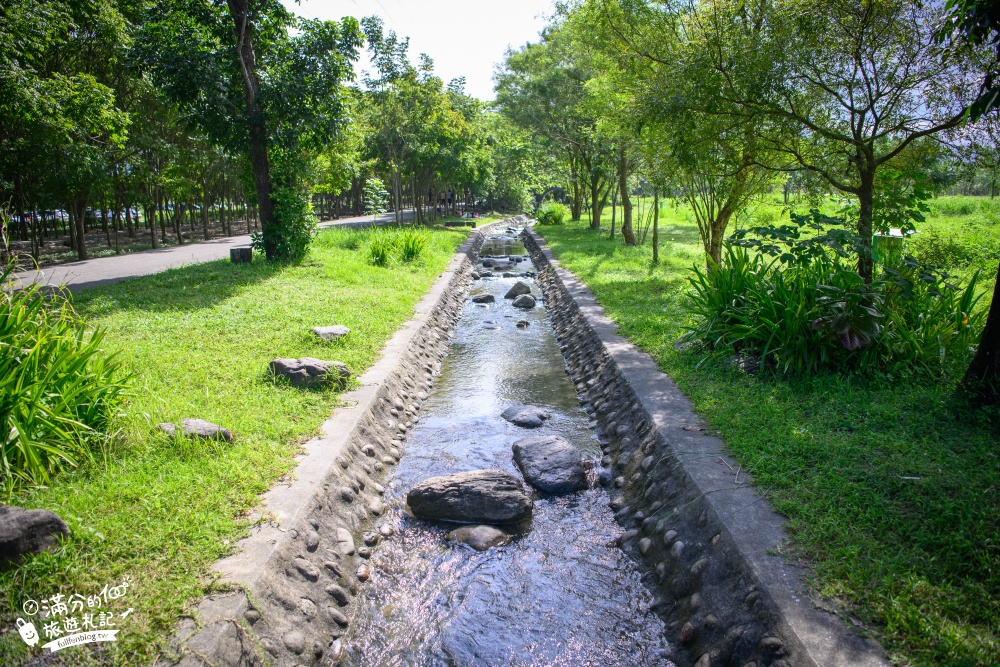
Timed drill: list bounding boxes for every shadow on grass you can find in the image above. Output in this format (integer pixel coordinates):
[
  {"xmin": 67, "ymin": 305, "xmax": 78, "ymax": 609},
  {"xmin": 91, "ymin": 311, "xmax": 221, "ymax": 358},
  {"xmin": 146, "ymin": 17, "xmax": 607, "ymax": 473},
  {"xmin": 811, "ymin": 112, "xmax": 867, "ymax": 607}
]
[{"xmin": 71, "ymin": 257, "xmax": 283, "ymax": 316}]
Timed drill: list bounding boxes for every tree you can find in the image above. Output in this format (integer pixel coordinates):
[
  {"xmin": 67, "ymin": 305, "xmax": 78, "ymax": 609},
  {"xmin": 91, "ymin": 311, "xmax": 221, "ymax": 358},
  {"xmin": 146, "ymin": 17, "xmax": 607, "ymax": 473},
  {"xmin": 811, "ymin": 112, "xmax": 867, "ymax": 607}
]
[
  {"xmin": 495, "ymin": 21, "xmax": 616, "ymax": 229},
  {"xmin": 135, "ymin": 0, "xmax": 361, "ymax": 260},
  {"xmin": 693, "ymin": 0, "xmax": 983, "ymax": 281},
  {"xmin": 937, "ymin": 0, "xmax": 1000, "ymax": 405}
]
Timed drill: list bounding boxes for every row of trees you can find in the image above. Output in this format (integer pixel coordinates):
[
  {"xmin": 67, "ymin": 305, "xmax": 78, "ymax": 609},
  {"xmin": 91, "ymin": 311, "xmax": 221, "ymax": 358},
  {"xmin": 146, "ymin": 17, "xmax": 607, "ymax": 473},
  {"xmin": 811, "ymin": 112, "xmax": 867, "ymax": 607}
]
[
  {"xmin": 0, "ymin": 2, "xmax": 545, "ymax": 264},
  {"xmin": 494, "ymin": 0, "xmax": 1000, "ymax": 400}
]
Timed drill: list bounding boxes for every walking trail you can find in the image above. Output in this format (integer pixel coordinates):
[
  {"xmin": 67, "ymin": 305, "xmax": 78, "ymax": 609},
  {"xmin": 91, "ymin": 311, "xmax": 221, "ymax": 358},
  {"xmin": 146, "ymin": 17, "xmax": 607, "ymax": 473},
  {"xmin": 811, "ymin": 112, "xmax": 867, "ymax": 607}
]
[{"xmin": 13, "ymin": 210, "xmax": 416, "ymax": 292}]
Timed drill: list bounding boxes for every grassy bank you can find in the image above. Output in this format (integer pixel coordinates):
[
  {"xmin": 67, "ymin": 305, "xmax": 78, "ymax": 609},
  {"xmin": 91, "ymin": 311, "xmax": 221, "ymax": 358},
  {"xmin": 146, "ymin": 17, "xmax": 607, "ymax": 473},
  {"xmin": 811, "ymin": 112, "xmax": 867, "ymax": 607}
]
[
  {"xmin": 0, "ymin": 224, "xmax": 470, "ymax": 665},
  {"xmin": 537, "ymin": 200, "xmax": 999, "ymax": 667}
]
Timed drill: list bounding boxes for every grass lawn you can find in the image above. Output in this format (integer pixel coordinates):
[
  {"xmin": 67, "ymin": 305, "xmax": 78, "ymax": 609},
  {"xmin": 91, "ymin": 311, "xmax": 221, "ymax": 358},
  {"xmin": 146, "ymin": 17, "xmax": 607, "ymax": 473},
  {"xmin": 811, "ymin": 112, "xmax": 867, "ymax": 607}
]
[
  {"xmin": 537, "ymin": 197, "xmax": 999, "ymax": 667},
  {"xmin": 0, "ymin": 223, "xmax": 471, "ymax": 665}
]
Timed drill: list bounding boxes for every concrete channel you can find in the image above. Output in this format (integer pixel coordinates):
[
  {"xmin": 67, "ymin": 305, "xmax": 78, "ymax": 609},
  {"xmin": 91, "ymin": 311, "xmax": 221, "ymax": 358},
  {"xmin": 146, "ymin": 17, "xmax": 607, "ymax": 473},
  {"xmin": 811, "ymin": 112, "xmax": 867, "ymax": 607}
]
[{"xmin": 163, "ymin": 217, "xmax": 889, "ymax": 667}]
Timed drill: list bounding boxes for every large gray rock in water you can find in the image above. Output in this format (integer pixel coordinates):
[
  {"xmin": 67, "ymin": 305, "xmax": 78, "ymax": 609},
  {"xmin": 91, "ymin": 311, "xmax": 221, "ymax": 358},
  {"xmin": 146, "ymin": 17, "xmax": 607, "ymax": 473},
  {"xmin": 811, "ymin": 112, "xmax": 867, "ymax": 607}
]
[
  {"xmin": 311, "ymin": 325, "xmax": 351, "ymax": 341},
  {"xmin": 158, "ymin": 418, "xmax": 233, "ymax": 442},
  {"xmin": 511, "ymin": 294, "xmax": 536, "ymax": 309},
  {"xmin": 407, "ymin": 470, "xmax": 532, "ymax": 524},
  {"xmin": 501, "ymin": 405, "xmax": 550, "ymax": 428},
  {"xmin": 504, "ymin": 281, "xmax": 532, "ymax": 300},
  {"xmin": 446, "ymin": 524, "xmax": 511, "ymax": 551},
  {"xmin": 270, "ymin": 357, "xmax": 350, "ymax": 388},
  {"xmin": 512, "ymin": 435, "xmax": 586, "ymax": 494},
  {"xmin": 0, "ymin": 506, "xmax": 68, "ymax": 562},
  {"xmin": 471, "ymin": 294, "xmax": 495, "ymax": 304}
]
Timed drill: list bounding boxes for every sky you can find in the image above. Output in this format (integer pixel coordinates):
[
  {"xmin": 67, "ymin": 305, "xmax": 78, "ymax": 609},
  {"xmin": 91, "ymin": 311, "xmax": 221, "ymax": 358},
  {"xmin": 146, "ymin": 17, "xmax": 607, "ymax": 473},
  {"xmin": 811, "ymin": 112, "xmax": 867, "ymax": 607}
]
[{"xmin": 282, "ymin": 0, "xmax": 555, "ymax": 101}]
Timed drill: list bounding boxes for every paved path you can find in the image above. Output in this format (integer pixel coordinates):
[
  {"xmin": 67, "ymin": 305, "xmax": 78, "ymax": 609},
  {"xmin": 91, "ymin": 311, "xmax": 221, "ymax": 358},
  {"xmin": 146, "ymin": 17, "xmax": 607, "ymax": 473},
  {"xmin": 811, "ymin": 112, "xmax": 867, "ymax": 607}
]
[{"xmin": 14, "ymin": 210, "xmax": 415, "ymax": 292}]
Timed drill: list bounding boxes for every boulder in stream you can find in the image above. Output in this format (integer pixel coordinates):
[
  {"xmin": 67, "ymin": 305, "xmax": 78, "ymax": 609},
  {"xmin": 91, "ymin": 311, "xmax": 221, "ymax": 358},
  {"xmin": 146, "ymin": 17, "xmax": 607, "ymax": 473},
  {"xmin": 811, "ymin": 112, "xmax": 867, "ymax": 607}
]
[
  {"xmin": 471, "ymin": 294, "xmax": 495, "ymax": 304},
  {"xmin": 407, "ymin": 470, "xmax": 532, "ymax": 524},
  {"xmin": 270, "ymin": 357, "xmax": 350, "ymax": 388},
  {"xmin": 501, "ymin": 405, "xmax": 550, "ymax": 428},
  {"xmin": 511, "ymin": 294, "xmax": 536, "ymax": 309},
  {"xmin": 446, "ymin": 524, "xmax": 511, "ymax": 551},
  {"xmin": 504, "ymin": 281, "xmax": 532, "ymax": 300},
  {"xmin": 512, "ymin": 435, "xmax": 587, "ymax": 494}
]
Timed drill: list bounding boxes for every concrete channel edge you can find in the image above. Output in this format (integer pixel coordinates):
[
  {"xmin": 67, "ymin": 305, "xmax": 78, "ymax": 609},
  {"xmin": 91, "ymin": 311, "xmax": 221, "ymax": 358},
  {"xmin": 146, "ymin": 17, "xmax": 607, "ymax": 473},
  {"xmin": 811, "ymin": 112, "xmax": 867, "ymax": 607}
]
[
  {"xmin": 160, "ymin": 216, "xmax": 526, "ymax": 667},
  {"xmin": 522, "ymin": 228, "xmax": 890, "ymax": 667}
]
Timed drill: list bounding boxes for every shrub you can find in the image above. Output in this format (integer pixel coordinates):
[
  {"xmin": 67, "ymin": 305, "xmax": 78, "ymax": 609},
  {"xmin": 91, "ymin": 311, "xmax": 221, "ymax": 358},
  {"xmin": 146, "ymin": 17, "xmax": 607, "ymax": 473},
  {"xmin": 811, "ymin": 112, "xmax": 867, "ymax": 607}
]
[
  {"xmin": 366, "ymin": 229, "xmax": 396, "ymax": 266},
  {"xmin": 398, "ymin": 229, "xmax": 428, "ymax": 262},
  {"xmin": 535, "ymin": 201, "xmax": 569, "ymax": 225},
  {"xmin": 685, "ymin": 211, "xmax": 986, "ymax": 377},
  {"xmin": 0, "ymin": 264, "xmax": 127, "ymax": 497}
]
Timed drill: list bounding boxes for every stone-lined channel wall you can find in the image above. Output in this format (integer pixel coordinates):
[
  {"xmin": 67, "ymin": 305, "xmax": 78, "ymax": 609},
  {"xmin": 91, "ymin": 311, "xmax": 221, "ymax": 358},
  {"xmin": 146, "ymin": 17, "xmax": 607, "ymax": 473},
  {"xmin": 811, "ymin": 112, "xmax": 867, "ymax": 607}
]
[
  {"xmin": 163, "ymin": 217, "xmax": 527, "ymax": 667},
  {"xmin": 522, "ymin": 228, "xmax": 888, "ymax": 667}
]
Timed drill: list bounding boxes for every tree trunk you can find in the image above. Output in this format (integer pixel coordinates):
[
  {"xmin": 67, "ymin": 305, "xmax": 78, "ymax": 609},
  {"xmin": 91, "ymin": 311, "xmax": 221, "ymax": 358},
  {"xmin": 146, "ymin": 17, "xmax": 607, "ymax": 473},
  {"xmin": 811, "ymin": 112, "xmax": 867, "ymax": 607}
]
[
  {"xmin": 610, "ymin": 185, "xmax": 617, "ymax": 240},
  {"xmin": 960, "ymin": 262, "xmax": 1000, "ymax": 407},
  {"xmin": 652, "ymin": 189, "xmax": 659, "ymax": 265},
  {"xmin": 619, "ymin": 150, "xmax": 635, "ymax": 246},
  {"xmin": 570, "ymin": 179, "xmax": 583, "ymax": 221},
  {"xmin": 589, "ymin": 177, "xmax": 603, "ymax": 230},
  {"xmin": 857, "ymin": 169, "xmax": 875, "ymax": 283},
  {"xmin": 228, "ymin": 0, "xmax": 276, "ymax": 259},
  {"xmin": 202, "ymin": 191, "xmax": 211, "ymax": 240},
  {"xmin": 70, "ymin": 195, "xmax": 89, "ymax": 261}
]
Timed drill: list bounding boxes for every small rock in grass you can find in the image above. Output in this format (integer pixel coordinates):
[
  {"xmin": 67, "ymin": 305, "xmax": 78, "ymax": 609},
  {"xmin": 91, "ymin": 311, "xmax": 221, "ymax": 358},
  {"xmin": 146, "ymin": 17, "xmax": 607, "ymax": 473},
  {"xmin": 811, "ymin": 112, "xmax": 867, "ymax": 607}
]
[
  {"xmin": 158, "ymin": 418, "xmax": 232, "ymax": 442},
  {"xmin": 311, "ymin": 325, "xmax": 351, "ymax": 341},
  {"xmin": 270, "ymin": 357, "xmax": 350, "ymax": 388},
  {"xmin": 0, "ymin": 506, "xmax": 69, "ymax": 562}
]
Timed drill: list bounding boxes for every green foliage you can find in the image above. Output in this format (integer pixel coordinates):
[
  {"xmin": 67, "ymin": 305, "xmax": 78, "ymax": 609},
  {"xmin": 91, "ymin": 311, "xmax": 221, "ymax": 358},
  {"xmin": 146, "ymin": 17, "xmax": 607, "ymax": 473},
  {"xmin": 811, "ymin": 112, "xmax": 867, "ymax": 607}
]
[
  {"xmin": 0, "ymin": 226, "xmax": 468, "ymax": 664},
  {"xmin": 362, "ymin": 178, "xmax": 389, "ymax": 218},
  {"xmin": 0, "ymin": 264, "xmax": 127, "ymax": 498},
  {"xmin": 366, "ymin": 228, "xmax": 396, "ymax": 266},
  {"xmin": 398, "ymin": 228, "xmax": 428, "ymax": 262},
  {"xmin": 535, "ymin": 200, "xmax": 569, "ymax": 225},
  {"xmin": 251, "ymin": 184, "xmax": 317, "ymax": 262},
  {"xmin": 687, "ymin": 212, "xmax": 986, "ymax": 376},
  {"xmin": 536, "ymin": 214, "xmax": 999, "ymax": 667}
]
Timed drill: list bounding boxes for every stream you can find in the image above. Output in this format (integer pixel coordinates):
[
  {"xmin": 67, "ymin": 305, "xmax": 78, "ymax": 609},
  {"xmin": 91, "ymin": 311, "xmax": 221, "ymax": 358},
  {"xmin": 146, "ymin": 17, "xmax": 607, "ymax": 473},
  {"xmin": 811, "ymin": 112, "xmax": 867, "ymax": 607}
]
[{"xmin": 333, "ymin": 230, "xmax": 673, "ymax": 667}]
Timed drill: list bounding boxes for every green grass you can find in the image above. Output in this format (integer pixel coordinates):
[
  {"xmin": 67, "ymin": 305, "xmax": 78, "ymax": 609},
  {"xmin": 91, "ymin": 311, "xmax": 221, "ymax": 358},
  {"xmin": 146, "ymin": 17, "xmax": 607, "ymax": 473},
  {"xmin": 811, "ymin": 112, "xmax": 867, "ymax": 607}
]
[
  {"xmin": 538, "ymin": 201, "xmax": 1000, "ymax": 667},
  {"xmin": 0, "ymin": 224, "xmax": 468, "ymax": 665}
]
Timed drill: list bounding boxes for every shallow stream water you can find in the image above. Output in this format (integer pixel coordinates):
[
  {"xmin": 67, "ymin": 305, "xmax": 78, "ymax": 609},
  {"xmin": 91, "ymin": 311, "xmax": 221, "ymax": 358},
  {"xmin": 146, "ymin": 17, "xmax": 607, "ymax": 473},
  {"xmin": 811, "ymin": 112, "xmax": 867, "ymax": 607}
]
[{"xmin": 335, "ymin": 231, "xmax": 673, "ymax": 667}]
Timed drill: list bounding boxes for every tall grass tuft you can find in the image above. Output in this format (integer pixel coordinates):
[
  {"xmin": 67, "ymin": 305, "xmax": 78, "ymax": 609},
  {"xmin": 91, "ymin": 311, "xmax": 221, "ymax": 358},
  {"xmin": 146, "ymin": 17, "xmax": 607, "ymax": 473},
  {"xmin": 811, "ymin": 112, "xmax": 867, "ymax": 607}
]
[
  {"xmin": 0, "ymin": 264, "xmax": 128, "ymax": 498},
  {"xmin": 366, "ymin": 229, "xmax": 396, "ymax": 266},
  {"xmin": 686, "ymin": 213, "xmax": 986, "ymax": 377},
  {"xmin": 535, "ymin": 201, "xmax": 569, "ymax": 225},
  {"xmin": 399, "ymin": 229, "xmax": 428, "ymax": 262}
]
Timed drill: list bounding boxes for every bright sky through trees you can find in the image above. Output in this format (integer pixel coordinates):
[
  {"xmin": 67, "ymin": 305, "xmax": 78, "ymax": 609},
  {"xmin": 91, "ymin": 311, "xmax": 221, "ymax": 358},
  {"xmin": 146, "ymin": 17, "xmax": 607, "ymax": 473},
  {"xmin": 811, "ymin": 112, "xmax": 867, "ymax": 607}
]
[{"xmin": 284, "ymin": 0, "xmax": 552, "ymax": 100}]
